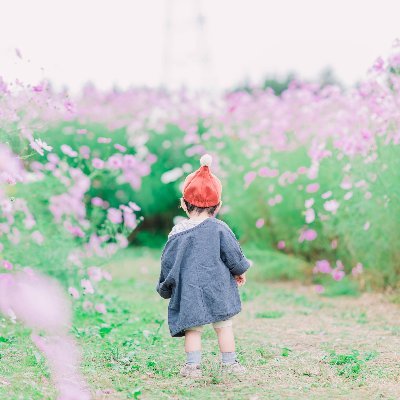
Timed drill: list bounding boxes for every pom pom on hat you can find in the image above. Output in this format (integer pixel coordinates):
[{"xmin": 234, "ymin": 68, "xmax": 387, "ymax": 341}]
[
  {"xmin": 182, "ymin": 153, "xmax": 222, "ymax": 207},
  {"xmin": 200, "ymin": 153, "xmax": 212, "ymax": 167}
]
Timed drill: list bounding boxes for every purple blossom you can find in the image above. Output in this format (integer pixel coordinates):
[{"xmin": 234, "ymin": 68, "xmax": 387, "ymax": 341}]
[
  {"xmin": 107, "ymin": 208, "xmax": 122, "ymax": 224},
  {"xmin": 81, "ymin": 279, "xmax": 94, "ymax": 295},
  {"xmin": 92, "ymin": 158, "xmax": 104, "ymax": 169},
  {"xmin": 60, "ymin": 144, "xmax": 78, "ymax": 158},
  {"xmin": 332, "ymin": 269, "xmax": 345, "ymax": 281},
  {"xmin": 68, "ymin": 287, "xmax": 80, "ymax": 299},
  {"xmin": 255, "ymin": 218, "xmax": 265, "ymax": 228},
  {"xmin": 299, "ymin": 229, "xmax": 317, "ymax": 242},
  {"xmin": 2, "ymin": 260, "xmax": 13, "ymax": 270},
  {"xmin": 306, "ymin": 183, "xmax": 319, "ymax": 193}
]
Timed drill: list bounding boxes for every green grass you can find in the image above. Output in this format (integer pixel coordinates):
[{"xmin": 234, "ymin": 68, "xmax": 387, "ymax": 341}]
[
  {"xmin": 0, "ymin": 247, "xmax": 399, "ymax": 399},
  {"xmin": 255, "ymin": 311, "xmax": 284, "ymax": 319},
  {"xmin": 325, "ymin": 350, "xmax": 378, "ymax": 379}
]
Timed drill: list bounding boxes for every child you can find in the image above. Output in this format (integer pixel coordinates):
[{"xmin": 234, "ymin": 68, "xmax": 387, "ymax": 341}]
[{"xmin": 156, "ymin": 154, "xmax": 251, "ymax": 378}]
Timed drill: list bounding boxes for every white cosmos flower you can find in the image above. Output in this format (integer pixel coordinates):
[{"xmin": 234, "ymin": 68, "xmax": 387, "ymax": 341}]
[{"xmin": 35, "ymin": 138, "xmax": 53, "ymax": 152}]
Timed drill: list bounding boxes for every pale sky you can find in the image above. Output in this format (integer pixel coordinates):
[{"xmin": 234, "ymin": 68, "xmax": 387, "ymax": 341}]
[{"xmin": 1, "ymin": 0, "xmax": 399, "ymax": 93}]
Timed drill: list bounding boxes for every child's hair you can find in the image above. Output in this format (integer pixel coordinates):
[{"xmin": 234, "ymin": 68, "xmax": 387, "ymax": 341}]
[{"xmin": 183, "ymin": 199, "xmax": 220, "ymax": 216}]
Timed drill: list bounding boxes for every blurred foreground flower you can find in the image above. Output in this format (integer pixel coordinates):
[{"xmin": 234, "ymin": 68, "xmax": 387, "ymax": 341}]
[{"xmin": 0, "ymin": 270, "xmax": 90, "ymax": 399}]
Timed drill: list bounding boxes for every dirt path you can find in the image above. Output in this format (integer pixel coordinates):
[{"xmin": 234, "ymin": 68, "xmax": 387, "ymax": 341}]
[
  {"xmin": 108, "ymin": 249, "xmax": 400, "ymax": 399},
  {"xmin": 233, "ymin": 283, "xmax": 400, "ymax": 399},
  {"xmin": 1, "ymin": 249, "xmax": 400, "ymax": 399}
]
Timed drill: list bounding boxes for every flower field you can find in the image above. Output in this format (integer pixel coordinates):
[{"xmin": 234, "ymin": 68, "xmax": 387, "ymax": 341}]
[
  {"xmin": 1, "ymin": 40, "xmax": 400, "ymax": 399},
  {"xmin": 2, "ymin": 44, "xmax": 400, "ymax": 295}
]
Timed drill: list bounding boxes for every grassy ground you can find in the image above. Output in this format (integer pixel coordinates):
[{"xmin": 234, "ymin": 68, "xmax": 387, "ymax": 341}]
[{"xmin": 1, "ymin": 247, "xmax": 400, "ymax": 399}]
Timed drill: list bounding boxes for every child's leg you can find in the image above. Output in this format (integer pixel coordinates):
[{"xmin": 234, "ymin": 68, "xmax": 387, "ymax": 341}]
[
  {"xmin": 213, "ymin": 319, "xmax": 238, "ymax": 365},
  {"xmin": 184, "ymin": 326, "xmax": 203, "ymax": 365},
  {"xmin": 214, "ymin": 326, "xmax": 235, "ymax": 353},
  {"xmin": 184, "ymin": 330, "xmax": 202, "ymax": 352}
]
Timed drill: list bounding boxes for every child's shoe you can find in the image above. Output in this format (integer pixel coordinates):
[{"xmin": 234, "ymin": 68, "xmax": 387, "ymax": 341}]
[
  {"xmin": 180, "ymin": 363, "xmax": 202, "ymax": 378},
  {"xmin": 221, "ymin": 360, "xmax": 247, "ymax": 374}
]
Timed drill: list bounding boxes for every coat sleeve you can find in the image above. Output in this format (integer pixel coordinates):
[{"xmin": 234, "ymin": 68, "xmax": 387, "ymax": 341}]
[
  {"xmin": 220, "ymin": 226, "xmax": 251, "ymax": 276},
  {"xmin": 156, "ymin": 245, "xmax": 175, "ymax": 299}
]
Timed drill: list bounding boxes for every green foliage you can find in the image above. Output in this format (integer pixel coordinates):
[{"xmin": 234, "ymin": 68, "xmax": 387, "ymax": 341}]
[
  {"xmin": 325, "ymin": 350, "xmax": 378, "ymax": 379},
  {"xmin": 255, "ymin": 311, "xmax": 284, "ymax": 319},
  {"xmin": 8, "ymin": 113, "xmax": 399, "ymax": 289},
  {"xmin": 321, "ymin": 278, "xmax": 360, "ymax": 297},
  {"xmin": 281, "ymin": 347, "xmax": 292, "ymax": 357}
]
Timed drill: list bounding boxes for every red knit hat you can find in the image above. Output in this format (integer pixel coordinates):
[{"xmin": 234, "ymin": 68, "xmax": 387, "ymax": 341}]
[{"xmin": 182, "ymin": 154, "xmax": 222, "ymax": 207}]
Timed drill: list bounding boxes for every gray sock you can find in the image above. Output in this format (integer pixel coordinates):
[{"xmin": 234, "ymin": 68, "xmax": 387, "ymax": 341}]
[
  {"xmin": 186, "ymin": 350, "xmax": 201, "ymax": 365},
  {"xmin": 221, "ymin": 352, "xmax": 236, "ymax": 364}
]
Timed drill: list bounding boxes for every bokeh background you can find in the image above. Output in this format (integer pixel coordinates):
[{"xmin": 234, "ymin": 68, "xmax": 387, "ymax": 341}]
[{"xmin": 1, "ymin": 1, "xmax": 400, "ymax": 398}]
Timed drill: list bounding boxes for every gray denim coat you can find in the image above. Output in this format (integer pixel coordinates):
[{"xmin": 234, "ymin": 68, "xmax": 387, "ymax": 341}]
[{"xmin": 156, "ymin": 218, "xmax": 251, "ymax": 337}]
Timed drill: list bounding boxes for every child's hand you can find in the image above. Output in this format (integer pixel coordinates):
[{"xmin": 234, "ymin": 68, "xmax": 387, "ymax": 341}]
[{"xmin": 234, "ymin": 273, "xmax": 246, "ymax": 287}]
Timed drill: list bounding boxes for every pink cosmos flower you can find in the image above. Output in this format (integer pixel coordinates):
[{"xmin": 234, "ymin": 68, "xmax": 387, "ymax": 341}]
[
  {"xmin": 297, "ymin": 166, "xmax": 307, "ymax": 174},
  {"xmin": 107, "ymin": 154, "xmax": 123, "ymax": 169},
  {"xmin": 68, "ymin": 287, "xmax": 80, "ymax": 299},
  {"xmin": 0, "ymin": 269, "xmax": 90, "ymax": 398},
  {"xmin": 336, "ymin": 260, "xmax": 345, "ymax": 270},
  {"xmin": 277, "ymin": 241, "xmax": 285, "ymax": 250},
  {"xmin": 114, "ymin": 143, "xmax": 127, "ymax": 152},
  {"xmin": 102, "ymin": 271, "xmax": 112, "ymax": 281},
  {"xmin": 388, "ymin": 52, "xmax": 400, "ymax": 68},
  {"xmin": 29, "ymin": 140, "xmax": 44, "ymax": 156},
  {"xmin": 331, "ymin": 269, "xmax": 345, "ymax": 281},
  {"xmin": 344, "ymin": 191, "xmax": 353, "ymax": 200},
  {"xmin": 304, "ymin": 198, "xmax": 314, "ymax": 208},
  {"xmin": 306, "ymin": 183, "xmax": 319, "ymax": 193},
  {"xmin": 81, "ymin": 279, "xmax": 94, "ymax": 294},
  {"xmin": 91, "ymin": 197, "xmax": 104, "ymax": 207},
  {"xmin": 321, "ymin": 191, "xmax": 332, "ymax": 199},
  {"xmin": 92, "ymin": 158, "xmax": 104, "ymax": 169},
  {"xmin": 24, "ymin": 217, "xmax": 36, "ymax": 229},
  {"xmin": 352, "ymin": 263, "xmax": 363, "ymax": 277},
  {"xmin": 31, "ymin": 230, "xmax": 44, "ymax": 245},
  {"xmin": 88, "ymin": 267, "xmax": 102, "ymax": 282},
  {"xmin": 123, "ymin": 155, "xmax": 137, "ymax": 168},
  {"xmin": 299, "ymin": 229, "xmax": 317, "ymax": 242},
  {"xmin": 255, "ymin": 218, "xmax": 265, "ymax": 228},
  {"xmin": 274, "ymin": 194, "xmax": 283, "ymax": 203},
  {"xmin": 95, "ymin": 303, "xmax": 107, "ymax": 314},
  {"xmin": 371, "ymin": 56, "xmax": 385, "ymax": 73},
  {"xmin": 76, "ymin": 129, "xmax": 87, "ymax": 135},
  {"xmin": 305, "ymin": 208, "xmax": 315, "ymax": 224},
  {"xmin": 147, "ymin": 153, "xmax": 157, "ymax": 164},
  {"xmin": 244, "ymin": 171, "xmax": 257, "ymax": 188},
  {"xmin": 128, "ymin": 202, "xmax": 141, "ymax": 211},
  {"xmin": 314, "ymin": 285, "xmax": 325, "ymax": 294},
  {"xmin": 47, "ymin": 153, "xmax": 60, "ymax": 164},
  {"xmin": 66, "ymin": 225, "xmax": 85, "ymax": 238},
  {"xmin": 60, "ymin": 144, "xmax": 78, "ymax": 158},
  {"xmin": 313, "ymin": 260, "xmax": 331, "ymax": 274},
  {"xmin": 107, "ymin": 208, "xmax": 122, "ymax": 224},
  {"xmin": 323, "ymin": 200, "xmax": 339, "ymax": 213},
  {"xmin": 79, "ymin": 146, "xmax": 90, "ymax": 159},
  {"xmin": 98, "ymin": 137, "xmax": 112, "ymax": 144},
  {"xmin": 30, "ymin": 139, "xmax": 52, "ymax": 156},
  {"xmin": 116, "ymin": 234, "xmax": 129, "ymax": 248},
  {"xmin": 2, "ymin": 260, "xmax": 13, "ymax": 270},
  {"xmin": 258, "ymin": 167, "xmax": 279, "ymax": 178}
]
